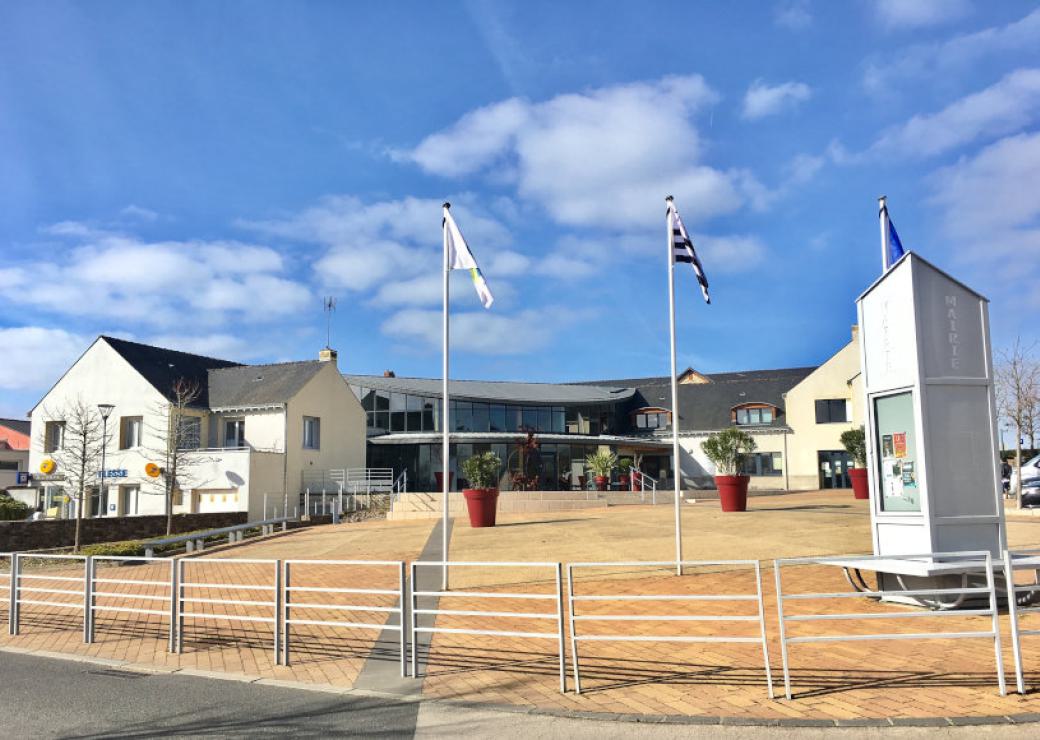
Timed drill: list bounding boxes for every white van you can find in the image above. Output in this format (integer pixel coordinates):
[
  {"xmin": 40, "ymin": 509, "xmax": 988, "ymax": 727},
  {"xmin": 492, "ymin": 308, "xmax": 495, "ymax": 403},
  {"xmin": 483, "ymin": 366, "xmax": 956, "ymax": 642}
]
[{"xmin": 1010, "ymin": 453, "xmax": 1040, "ymax": 492}]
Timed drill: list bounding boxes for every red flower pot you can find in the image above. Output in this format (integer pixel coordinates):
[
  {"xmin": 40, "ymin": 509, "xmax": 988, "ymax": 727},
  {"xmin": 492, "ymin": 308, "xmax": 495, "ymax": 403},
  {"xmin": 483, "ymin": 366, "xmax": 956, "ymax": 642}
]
[
  {"xmin": 434, "ymin": 472, "xmax": 454, "ymax": 491},
  {"xmin": 462, "ymin": 488, "xmax": 499, "ymax": 527},
  {"xmin": 715, "ymin": 475, "xmax": 750, "ymax": 512},
  {"xmin": 619, "ymin": 474, "xmax": 630, "ymax": 488},
  {"xmin": 849, "ymin": 467, "xmax": 869, "ymax": 500},
  {"xmin": 594, "ymin": 475, "xmax": 608, "ymax": 491}
]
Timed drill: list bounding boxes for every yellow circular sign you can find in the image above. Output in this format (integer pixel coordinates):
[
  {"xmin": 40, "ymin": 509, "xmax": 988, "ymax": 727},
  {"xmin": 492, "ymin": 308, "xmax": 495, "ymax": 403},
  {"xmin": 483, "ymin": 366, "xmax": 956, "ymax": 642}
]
[
  {"xmin": 145, "ymin": 462, "xmax": 162, "ymax": 478},
  {"xmin": 39, "ymin": 459, "xmax": 56, "ymax": 475}
]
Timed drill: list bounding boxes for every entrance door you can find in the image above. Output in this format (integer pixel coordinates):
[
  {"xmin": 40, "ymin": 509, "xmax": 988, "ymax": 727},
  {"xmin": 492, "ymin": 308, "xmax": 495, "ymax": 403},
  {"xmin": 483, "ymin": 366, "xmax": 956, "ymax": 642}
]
[
  {"xmin": 120, "ymin": 485, "xmax": 139, "ymax": 516},
  {"xmin": 818, "ymin": 451, "xmax": 851, "ymax": 489}
]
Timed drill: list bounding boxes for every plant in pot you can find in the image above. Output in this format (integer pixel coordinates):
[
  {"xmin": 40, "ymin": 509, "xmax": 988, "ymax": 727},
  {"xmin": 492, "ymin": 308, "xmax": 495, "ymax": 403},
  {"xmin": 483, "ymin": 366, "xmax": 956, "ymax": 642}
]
[
  {"xmin": 617, "ymin": 458, "xmax": 632, "ymax": 489},
  {"xmin": 585, "ymin": 450, "xmax": 617, "ymax": 492},
  {"xmin": 840, "ymin": 426, "xmax": 869, "ymax": 500},
  {"xmin": 460, "ymin": 451, "xmax": 502, "ymax": 528},
  {"xmin": 701, "ymin": 427, "xmax": 757, "ymax": 512}
]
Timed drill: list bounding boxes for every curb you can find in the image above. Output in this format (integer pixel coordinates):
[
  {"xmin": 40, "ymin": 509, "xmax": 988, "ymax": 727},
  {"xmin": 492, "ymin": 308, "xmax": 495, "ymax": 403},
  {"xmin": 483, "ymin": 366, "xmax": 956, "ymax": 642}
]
[{"xmin": 2, "ymin": 645, "xmax": 1036, "ymax": 728}]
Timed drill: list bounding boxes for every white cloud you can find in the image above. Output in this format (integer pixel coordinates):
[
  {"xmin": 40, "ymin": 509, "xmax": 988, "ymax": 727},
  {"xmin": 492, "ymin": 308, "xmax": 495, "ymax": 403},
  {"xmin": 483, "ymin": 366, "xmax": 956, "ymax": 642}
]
[
  {"xmin": 863, "ymin": 7, "xmax": 1040, "ymax": 93},
  {"xmin": 871, "ymin": 69, "xmax": 1040, "ymax": 158},
  {"xmin": 400, "ymin": 76, "xmax": 763, "ymax": 229},
  {"xmin": 0, "ymin": 228, "xmax": 310, "ymax": 328},
  {"xmin": 872, "ymin": 0, "xmax": 971, "ymax": 30},
  {"xmin": 742, "ymin": 80, "xmax": 812, "ymax": 120},
  {"xmin": 0, "ymin": 327, "xmax": 89, "ymax": 392},
  {"xmin": 381, "ymin": 307, "xmax": 573, "ymax": 355},
  {"xmin": 692, "ymin": 234, "xmax": 768, "ymax": 272},
  {"xmin": 775, "ymin": 0, "xmax": 812, "ymax": 30},
  {"xmin": 120, "ymin": 205, "xmax": 160, "ymax": 222}
]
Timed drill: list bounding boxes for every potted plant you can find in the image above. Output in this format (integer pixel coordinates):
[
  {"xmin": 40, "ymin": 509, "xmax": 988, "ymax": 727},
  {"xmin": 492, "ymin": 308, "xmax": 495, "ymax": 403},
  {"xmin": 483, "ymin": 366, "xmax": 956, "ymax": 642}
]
[
  {"xmin": 460, "ymin": 451, "xmax": 502, "ymax": 527},
  {"xmin": 585, "ymin": 450, "xmax": 617, "ymax": 492},
  {"xmin": 618, "ymin": 458, "xmax": 632, "ymax": 488},
  {"xmin": 701, "ymin": 427, "xmax": 757, "ymax": 512},
  {"xmin": 841, "ymin": 426, "xmax": 869, "ymax": 500}
]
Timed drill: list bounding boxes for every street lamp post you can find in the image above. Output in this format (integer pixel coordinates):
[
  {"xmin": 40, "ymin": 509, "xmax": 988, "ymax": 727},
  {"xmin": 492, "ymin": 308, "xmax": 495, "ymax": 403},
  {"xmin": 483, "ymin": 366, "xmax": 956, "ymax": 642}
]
[{"xmin": 98, "ymin": 404, "xmax": 115, "ymax": 518}]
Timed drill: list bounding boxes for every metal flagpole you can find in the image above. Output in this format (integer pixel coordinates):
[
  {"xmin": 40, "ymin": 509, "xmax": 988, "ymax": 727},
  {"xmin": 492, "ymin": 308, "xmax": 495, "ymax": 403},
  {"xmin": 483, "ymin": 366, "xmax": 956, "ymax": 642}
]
[
  {"xmin": 666, "ymin": 196, "xmax": 683, "ymax": 576},
  {"xmin": 442, "ymin": 202, "xmax": 451, "ymax": 591},
  {"xmin": 878, "ymin": 195, "xmax": 890, "ymax": 272}
]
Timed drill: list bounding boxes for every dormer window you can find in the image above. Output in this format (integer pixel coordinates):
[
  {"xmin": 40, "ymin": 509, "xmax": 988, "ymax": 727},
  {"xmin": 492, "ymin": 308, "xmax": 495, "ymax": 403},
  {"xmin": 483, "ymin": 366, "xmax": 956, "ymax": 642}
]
[
  {"xmin": 632, "ymin": 407, "xmax": 671, "ymax": 430},
  {"xmin": 732, "ymin": 403, "xmax": 777, "ymax": 425}
]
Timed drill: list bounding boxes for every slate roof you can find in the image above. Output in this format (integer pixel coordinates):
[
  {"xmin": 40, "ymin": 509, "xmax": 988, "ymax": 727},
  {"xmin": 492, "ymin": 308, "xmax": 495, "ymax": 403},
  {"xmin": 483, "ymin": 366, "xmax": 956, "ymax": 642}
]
[
  {"xmin": 344, "ymin": 374, "xmax": 635, "ymax": 405},
  {"xmin": 103, "ymin": 336, "xmax": 241, "ymax": 408},
  {"xmin": 0, "ymin": 418, "xmax": 30, "ymax": 435},
  {"xmin": 208, "ymin": 362, "xmax": 327, "ymax": 409}
]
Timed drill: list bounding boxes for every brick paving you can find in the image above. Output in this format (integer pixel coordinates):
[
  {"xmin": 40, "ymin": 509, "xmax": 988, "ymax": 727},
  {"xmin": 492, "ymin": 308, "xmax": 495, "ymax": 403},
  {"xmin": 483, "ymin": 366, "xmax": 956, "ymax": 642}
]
[{"xmin": 4, "ymin": 503, "xmax": 1040, "ymax": 722}]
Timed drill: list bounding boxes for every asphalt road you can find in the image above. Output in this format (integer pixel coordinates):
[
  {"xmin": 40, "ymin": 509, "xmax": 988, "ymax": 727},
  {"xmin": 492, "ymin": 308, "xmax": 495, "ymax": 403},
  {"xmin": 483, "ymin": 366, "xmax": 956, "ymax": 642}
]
[{"xmin": 2, "ymin": 652, "xmax": 1039, "ymax": 739}]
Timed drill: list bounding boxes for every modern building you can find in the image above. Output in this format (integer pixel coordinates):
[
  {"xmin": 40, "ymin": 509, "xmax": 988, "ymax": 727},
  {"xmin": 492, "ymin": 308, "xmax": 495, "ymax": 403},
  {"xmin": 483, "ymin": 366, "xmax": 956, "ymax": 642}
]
[
  {"xmin": 347, "ymin": 326, "xmax": 864, "ymax": 494},
  {"xmin": 0, "ymin": 418, "xmax": 31, "ymax": 491},
  {"xmin": 26, "ymin": 336, "xmax": 365, "ymax": 519}
]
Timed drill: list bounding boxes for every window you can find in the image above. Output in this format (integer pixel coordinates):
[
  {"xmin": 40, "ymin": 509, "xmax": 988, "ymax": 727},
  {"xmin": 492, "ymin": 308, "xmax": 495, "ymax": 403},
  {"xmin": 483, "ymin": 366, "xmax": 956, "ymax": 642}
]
[
  {"xmin": 490, "ymin": 405, "xmax": 507, "ymax": 432},
  {"xmin": 735, "ymin": 405, "xmax": 776, "ymax": 425},
  {"xmin": 303, "ymin": 416, "xmax": 320, "ymax": 449},
  {"xmin": 0, "ymin": 460, "xmax": 18, "ymax": 471},
  {"xmin": 119, "ymin": 416, "xmax": 143, "ymax": 449},
  {"xmin": 177, "ymin": 417, "xmax": 201, "ymax": 450},
  {"xmin": 471, "ymin": 402, "xmax": 490, "ymax": 433},
  {"xmin": 44, "ymin": 421, "xmax": 65, "ymax": 452},
  {"xmin": 742, "ymin": 452, "xmax": 783, "ymax": 476},
  {"xmin": 224, "ymin": 419, "xmax": 246, "ymax": 448},
  {"xmin": 120, "ymin": 485, "xmax": 139, "ymax": 516},
  {"xmin": 406, "ymin": 395, "xmax": 423, "ymax": 431},
  {"xmin": 634, "ymin": 409, "xmax": 669, "ymax": 430},
  {"xmin": 815, "ymin": 399, "xmax": 850, "ymax": 424}
]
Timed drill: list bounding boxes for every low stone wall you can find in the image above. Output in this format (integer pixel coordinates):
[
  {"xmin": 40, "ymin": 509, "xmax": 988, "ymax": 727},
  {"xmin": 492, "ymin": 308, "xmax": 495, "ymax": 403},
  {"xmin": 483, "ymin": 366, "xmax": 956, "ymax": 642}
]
[{"xmin": 0, "ymin": 512, "xmax": 248, "ymax": 552}]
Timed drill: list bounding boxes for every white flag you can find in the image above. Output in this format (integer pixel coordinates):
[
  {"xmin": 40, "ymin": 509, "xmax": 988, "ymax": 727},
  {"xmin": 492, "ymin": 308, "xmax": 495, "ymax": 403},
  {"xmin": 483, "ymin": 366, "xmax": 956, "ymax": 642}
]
[{"xmin": 444, "ymin": 206, "xmax": 494, "ymax": 309}]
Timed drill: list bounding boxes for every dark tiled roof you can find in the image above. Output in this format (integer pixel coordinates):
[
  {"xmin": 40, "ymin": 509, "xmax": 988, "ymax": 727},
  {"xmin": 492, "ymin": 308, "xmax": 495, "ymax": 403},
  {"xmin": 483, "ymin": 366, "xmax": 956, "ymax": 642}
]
[
  {"xmin": 0, "ymin": 418, "xmax": 30, "ymax": 435},
  {"xmin": 344, "ymin": 374, "xmax": 635, "ymax": 405},
  {"xmin": 578, "ymin": 366, "xmax": 818, "ymax": 387},
  {"xmin": 209, "ymin": 362, "xmax": 326, "ymax": 409},
  {"xmin": 103, "ymin": 336, "xmax": 240, "ymax": 408}
]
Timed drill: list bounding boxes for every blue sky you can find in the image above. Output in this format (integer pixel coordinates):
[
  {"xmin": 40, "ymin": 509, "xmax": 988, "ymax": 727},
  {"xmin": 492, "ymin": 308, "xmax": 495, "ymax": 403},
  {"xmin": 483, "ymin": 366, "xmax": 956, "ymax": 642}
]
[{"xmin": 2, "ymin": 0, "xmax": 1039, "ymax": 417}]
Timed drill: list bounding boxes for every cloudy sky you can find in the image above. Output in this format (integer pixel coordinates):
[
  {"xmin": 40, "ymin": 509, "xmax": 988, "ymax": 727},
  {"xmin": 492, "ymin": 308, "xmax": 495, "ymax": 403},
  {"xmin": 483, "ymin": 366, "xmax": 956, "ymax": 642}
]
[{"xmin": 1, "ymin": 1, "xmax": 1039, "ymax": 417}]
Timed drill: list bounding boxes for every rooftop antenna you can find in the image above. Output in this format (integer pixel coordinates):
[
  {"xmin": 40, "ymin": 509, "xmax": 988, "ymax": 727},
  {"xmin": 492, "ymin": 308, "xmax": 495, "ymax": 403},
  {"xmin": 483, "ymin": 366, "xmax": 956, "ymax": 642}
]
[{"xmin": 323, "ymin": 296, "xmax": 337, "ymax": 348}]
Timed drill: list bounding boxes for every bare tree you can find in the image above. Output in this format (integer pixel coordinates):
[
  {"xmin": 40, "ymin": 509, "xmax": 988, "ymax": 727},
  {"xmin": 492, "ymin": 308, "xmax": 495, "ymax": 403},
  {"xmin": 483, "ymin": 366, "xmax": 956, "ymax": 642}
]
[
  {"xmin": 144, "ymin": 378, "xmax": 205, "ymax": 535},
  {"xmin": 996, "ymin": 339, "xmax": 1040, "ymax": 509},
  {"xmin": 42, "ymin": 397, "xmax": 107, "ymax": 551}
]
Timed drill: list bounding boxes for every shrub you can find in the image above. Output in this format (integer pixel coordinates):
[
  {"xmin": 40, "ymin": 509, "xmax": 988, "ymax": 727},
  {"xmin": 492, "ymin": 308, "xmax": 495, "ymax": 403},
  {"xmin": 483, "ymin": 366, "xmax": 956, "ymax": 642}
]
[
  {"xmin": 461, "ymin": 451, "xmax": 502, "ymax": 489},
  {"xmin": 79, "ymin": 540, "xmax": 146, "ymax": 557},
  {"xmin": 0, "ymin": 496, "xmax": 30, "ymax": 521},
  {"xmin": 585, "ymin": 450, "xmax": 618, "ymax": 478},
  {"xmin": 701, "ymin": 428, "xmax": 757, "ymax": 476},
  {"xmin": 840, "ymin": 426, "xmax": 868, "ymax": 467}
]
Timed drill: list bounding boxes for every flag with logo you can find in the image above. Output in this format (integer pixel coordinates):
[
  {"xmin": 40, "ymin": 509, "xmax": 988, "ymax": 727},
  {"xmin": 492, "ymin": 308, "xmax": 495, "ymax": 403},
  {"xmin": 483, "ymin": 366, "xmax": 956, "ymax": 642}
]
[
  {"xmin": 443, "ymin": 206, "xmax": 494, "ymax": 309},
  {"xmin": 666, "ymin": 198, "xmax": 711, "ymax": 304},
  {"xmin": 879, "ymin": 200, "xmax": 906, "ymax": 270}
]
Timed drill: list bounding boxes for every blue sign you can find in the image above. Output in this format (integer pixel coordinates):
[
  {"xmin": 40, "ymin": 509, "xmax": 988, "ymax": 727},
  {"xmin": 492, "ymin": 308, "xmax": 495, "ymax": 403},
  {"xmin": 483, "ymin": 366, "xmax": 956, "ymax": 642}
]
[
  {"xmin": 98, "ymin": 469, "xmax": 128, "ymax": 479},
  {"xmin": 16, "ymin": 471, "xmax": 30, "ymax": 485}
]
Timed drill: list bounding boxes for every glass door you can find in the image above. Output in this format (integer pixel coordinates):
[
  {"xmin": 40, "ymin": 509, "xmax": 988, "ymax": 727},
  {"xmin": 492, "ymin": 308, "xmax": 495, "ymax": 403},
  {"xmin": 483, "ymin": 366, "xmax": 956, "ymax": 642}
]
[{"xmin": 818, "ymin": 451, "xmax": 851, "ymax": 489}]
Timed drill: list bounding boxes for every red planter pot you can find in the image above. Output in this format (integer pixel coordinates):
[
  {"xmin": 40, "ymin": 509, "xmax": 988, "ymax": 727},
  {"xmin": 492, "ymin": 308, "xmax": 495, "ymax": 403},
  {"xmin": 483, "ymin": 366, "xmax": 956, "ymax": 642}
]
[
  {"xmin": 849, "ymin": 467, "xmax": 869, "ymax": 500},
  {"xmin": 594, "ymin": 475, "xmax": 608, "ymax": 492},
  {"xmin": 434, "ymin": 472, "xmax": 454, "ymax": 491},
  {"xmin": 715, "ymin": 475, "xmax": 750, "ymax": 512},
  {"xmin": 619, "ymin": 474, "xmax": 630, "ymax": 488},
  {"xmin": 462, "ymin": 488, "xmax": 499, "ymax": 527}
]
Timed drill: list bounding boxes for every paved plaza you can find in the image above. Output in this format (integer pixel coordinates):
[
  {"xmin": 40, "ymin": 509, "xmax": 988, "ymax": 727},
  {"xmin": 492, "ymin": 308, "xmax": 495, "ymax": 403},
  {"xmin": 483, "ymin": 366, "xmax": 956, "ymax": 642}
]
[{"xmin": 4, "ymin": 491, "xmax": 1040, "ymax": 725}]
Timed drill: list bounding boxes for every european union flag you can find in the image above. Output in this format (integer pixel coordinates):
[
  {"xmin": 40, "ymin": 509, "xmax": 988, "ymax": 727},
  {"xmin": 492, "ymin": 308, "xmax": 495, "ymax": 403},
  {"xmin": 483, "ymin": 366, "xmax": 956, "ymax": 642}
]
[{"xmin": 888, "ymin": 217, "xmax": 905, "ymax": 266}]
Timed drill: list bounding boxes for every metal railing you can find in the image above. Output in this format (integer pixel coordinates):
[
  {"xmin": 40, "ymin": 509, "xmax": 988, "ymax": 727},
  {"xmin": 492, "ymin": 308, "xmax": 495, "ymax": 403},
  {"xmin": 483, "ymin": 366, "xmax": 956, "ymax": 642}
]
[
  {"xmin": 283, "ymin": 560, "xmax": 407, "ymax": 676},
  {"xmin": 774, "ymin": 551, "xmax": 1005, "ymax": 700},
  {"xmin": 87, "ymin": 556, "xmax": 177, "ymax": 651},
  {"xmin": 302, "ymin": 468, "xmax": 395, "ymax": 495},
  {"xmin": 567, "ymin": 560, "xmax": 773, "ymax": 696},
  {"xmin": 410, "ymin": 561, "xmax": 567, "ymax": 692},
  {"xmin": 176, "ymin": 558, "xmax": 282, "ymax": 661},
  {"xmin": 630, "ymin": 468, "xmax": 658, "ymax": 504},
  {"xmin": 1003, "ymin": 548, "xmax": 1040, "ymax": 694},
  {"xmin": 1, "ymin": 553, "xmax": 11, "ymax": 629},
  {"xmin": 9, "ymin": 553, "xmax": 89, "ymax": 641},
  {"xmin": 143, "ymin": 516, "xmax": 295, "ymax": 558}
]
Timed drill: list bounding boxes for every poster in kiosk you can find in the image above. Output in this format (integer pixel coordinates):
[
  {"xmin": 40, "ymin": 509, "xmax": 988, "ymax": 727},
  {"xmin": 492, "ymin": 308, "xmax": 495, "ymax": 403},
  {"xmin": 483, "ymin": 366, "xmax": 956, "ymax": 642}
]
[{"xmin": 856, "ymin": 253, "xmax": 1005, "ymax": 586}]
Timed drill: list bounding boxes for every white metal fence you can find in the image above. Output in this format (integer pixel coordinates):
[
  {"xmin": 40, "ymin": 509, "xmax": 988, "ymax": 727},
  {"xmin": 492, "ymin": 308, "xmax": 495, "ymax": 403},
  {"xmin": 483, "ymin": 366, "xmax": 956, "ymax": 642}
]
[
  {"xmin": 283, "ymin": 559, "xmax": 407, "ymax": 676},
  {"xmin": 774, "ymin": 551, "xmax": 1005, "ymax": 700},
  {"xmin": 176, "ymin": 558, "xmax": 282, "ymax": 660},
  {"xmin": 1, "ymin": 553, "xmax": 11, "ymax": 631},
  {"xmin": 567, "ymin": 560, "xmax": 773, "ymax": 697},
  {"xmin": 1003, "ymin": 548, "xmax": 1040, "ymax": 694},
  {"xmin": 88, "ymin": 556, "xmax": 177, "ymax": 651},
  {"xmin": 410, "ymin": 561, "xmax": 567, "ymax": 692},
  {"xmin": 9, "ymin": 553, "xmax": 90, "ymax": 641}
]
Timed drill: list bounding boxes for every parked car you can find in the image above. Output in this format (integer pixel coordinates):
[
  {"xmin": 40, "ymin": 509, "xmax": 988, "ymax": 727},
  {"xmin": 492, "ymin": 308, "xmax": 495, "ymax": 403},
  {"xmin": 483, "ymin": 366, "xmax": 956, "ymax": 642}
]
[
  {"xmin": 1022, "ymin": 478, "xmax": 1040, "ymax": 509},
  {"xmin": 1010, "ymin": 453, "xmax": 1040, "ymax": 492}
]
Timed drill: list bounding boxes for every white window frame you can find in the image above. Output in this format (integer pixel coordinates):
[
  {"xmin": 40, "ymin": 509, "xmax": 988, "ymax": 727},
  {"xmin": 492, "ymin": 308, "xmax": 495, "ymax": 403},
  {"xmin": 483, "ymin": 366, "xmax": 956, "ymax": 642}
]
[
  {"xmin": 224, "ymin": 418, "xmax": 246, "ymax": 448},
  {"xmin": 120, "ymin": 416, "xmax": 144, "ymax": 449},
  {"xmin": 303, "ymin": 416, "xmax": 320, "ymax": 450},
  {"xmin": 44, "ymin": 421, "xmax": 66, "ymax": 453}
]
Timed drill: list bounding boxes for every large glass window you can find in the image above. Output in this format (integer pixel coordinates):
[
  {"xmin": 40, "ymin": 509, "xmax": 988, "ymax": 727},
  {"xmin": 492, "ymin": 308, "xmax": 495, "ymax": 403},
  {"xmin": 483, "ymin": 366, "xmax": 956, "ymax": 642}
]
[
  {"xmin": 522, "ymin": 407, "xmax": 537, "ymax": 431},
  {"xmin": 177, "ymin": 417, "xmax": 201, "ymax": 450},
  {"xmin": 742, "ymin": 452, "xmax": 783, "ymax": 476},
  {"xmin": 375, "ymin": 390, "xmax": 390, "ymax": 411},
  {"xmin": 390, "ymin": 393, "xmax": 406, "ymax": 432},
  {"xmin": 874, "ymin": 391, "xmax": 920, "ymax": 512},
  {"xmin": 455, "ymin": 401, "xmax": 472, "ymax": 432},
  {"xmin": 490, "ymin": 405, "xmax": 507, "ymax": 432},
  {"xmin": 423, "ymin": 399, "xmax": 436, "ymax": 431},
  {"xmin": 405, "ymin": 395, "xmax": 423, "ymax": 431},
  {"xmin": 552, "ymin": 408, "xmax": 565, "ymax": 433},
  {"xmin": 537, "ymin": 408, "xmax": 551, "ymax": 433},
  {"xmin": 471, "ymin": 402, "xmax": 490, "ymax": 433}
]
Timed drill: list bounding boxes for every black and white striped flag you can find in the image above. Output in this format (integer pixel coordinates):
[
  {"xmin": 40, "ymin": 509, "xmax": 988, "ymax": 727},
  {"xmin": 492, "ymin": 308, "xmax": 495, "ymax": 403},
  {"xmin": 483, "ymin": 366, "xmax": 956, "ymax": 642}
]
[{"xmin": 666, "ymin": 197, "xmax": 710, "ymax": 304}]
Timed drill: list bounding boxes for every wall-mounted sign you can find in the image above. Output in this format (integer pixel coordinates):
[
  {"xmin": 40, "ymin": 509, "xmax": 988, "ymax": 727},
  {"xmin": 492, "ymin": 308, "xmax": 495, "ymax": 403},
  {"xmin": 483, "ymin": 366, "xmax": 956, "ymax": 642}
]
[
  {"xmin": 39, "ymin": 459, "xmax": 56, "ymax": 474},
  {"xmin": 35, "ymin": 473, "xmax": 66, "ymax": 482},
  {"xmin": 97, "ymin": 469, "xmax": 128, "ymax": 479},
  {"xmin": 145, "ymin": 462, "xmax": 162, "ymax": 478},
  {"xmin": 16, "ymin": 472, "xmax": 31, "ymax": 485}
]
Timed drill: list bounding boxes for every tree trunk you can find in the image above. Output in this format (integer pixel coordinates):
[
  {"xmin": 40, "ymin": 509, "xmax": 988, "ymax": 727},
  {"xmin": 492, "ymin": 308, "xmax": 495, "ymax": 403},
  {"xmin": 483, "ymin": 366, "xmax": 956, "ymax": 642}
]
[{"xmin": 75, "ymin": 456, "xmax": 86, "ymax": 552}]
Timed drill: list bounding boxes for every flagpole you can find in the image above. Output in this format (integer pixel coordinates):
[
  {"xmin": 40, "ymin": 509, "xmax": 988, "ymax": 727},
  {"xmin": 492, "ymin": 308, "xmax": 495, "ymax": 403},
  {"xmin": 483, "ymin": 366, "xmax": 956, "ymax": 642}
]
[
  {"xmin": 665, "ymin": 196, "xmax": 683, "ymax": 577},
  {"xmin": 878, "ymin": 195, "xmax": 889, "ymax": 272},
  {"xmin": 442, "ymin": 202, "xmax": 451, "ymax": 591}
]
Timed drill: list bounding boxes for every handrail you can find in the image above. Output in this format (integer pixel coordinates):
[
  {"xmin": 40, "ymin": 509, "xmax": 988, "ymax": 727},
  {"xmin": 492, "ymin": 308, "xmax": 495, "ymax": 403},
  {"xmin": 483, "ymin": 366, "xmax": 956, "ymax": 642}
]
[{"xmin": 142, "ymin": 516, "xmax": 297, "ymax": 558}]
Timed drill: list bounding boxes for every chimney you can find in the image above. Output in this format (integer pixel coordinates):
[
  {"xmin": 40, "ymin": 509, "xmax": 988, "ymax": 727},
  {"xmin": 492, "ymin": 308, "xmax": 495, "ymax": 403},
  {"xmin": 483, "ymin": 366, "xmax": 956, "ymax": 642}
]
[
  {"xmin": 383, "ymin": 370, "xmax": 396, "ymax": 378},
  {"xmin": 318, "ymin": 347, "xmax": 338, "ymax": 365}
]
